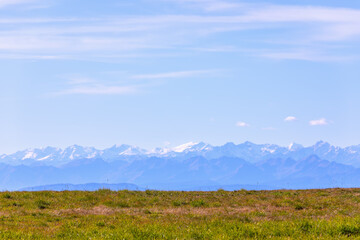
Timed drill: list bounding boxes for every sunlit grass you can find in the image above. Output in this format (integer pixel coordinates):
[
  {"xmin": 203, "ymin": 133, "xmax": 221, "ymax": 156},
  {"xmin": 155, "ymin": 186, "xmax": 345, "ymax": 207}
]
[{"xmin": 1, "ymin": 188, "xmax": 360, "ymax": 239}]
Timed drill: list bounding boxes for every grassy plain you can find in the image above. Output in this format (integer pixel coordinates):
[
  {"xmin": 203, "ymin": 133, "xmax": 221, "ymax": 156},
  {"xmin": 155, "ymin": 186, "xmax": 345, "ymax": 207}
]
[{"xmin": 1, "ymin": 188, "xmax": 360, "ymax": 239}]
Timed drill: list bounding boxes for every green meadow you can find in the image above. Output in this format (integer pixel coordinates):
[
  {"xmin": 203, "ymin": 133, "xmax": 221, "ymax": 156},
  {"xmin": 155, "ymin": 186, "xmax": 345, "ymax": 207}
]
[{"xmin": 1, "ymin": 188, "xmax": 360, "ymax": 239}]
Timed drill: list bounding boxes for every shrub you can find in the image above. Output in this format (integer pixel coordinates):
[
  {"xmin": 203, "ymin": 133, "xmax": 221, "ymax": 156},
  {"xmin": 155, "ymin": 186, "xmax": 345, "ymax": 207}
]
[
  {"xmin": 36, "ymin": 200, "xmax": 51, "ymax": 209},
  {"xmin": 96, "ymin": 222, "xmax": 106, "ymax": 227},
  {"xmin": 172, "ymin": 201, "xmax": 182, "ymax": 207},
  {"xmin": 299, "ymin": 221, "xmax": 312, "ymax": 232},
  {"xmin": 339, "ymin": 225, "xmax": 360, "ymax": 236},
  {"xmin": 294, "ymin": 204, "xmax": 304, "ymax": 210},
  {"xmin": 144, "ymin": 209, "xmax": 151, "ymax": 214},
  {"xmin": 172, "ymin": 200, "xmax": 187, "ymax": 207},
  {"xmin": 3, "ymin": 193, "xmax": 11, "ymax": 199},
  {"xmin": 12, "ymin": 202, "xmax": 22, "ymax": 207},
  {"xmin": 191, "ymin": 199, "xmax": 206, "ymax": 207}
]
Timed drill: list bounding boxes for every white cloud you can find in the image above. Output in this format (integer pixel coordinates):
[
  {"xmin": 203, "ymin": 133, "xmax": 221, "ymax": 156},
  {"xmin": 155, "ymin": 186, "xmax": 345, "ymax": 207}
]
[
  {"xmin": 284, "ymin": 116, "xmax": 297, "ymax": 122},
  {"xmin": 236, "ymin": 121, "xmax": 250, "ymax": 127},
  {"xmin": 309, "ymin": 118, "xmax": 328, "ymax": 126}
]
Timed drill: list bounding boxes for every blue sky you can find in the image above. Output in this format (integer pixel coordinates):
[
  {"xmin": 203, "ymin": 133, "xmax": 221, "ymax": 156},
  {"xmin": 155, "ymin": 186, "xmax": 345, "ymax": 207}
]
[{"xmin": 1, "ymin": 0, "xmax": 360, "ymax": 153}]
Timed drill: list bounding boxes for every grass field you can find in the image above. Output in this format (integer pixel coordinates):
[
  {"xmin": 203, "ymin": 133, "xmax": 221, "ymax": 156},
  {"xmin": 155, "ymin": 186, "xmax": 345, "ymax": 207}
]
[{"xmin": 1, "ymin": 188, "xmax": 360, "ymax": 239}]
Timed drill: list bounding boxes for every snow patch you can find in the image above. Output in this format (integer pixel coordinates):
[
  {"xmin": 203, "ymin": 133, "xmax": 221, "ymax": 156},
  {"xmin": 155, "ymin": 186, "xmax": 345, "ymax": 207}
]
[
  {"xmin": 288, "ymin": 142, "xmax": 303, "ymax": 151},
  {"xmin": 38, "ymin": 155, "xmax": 51, "ymax": 161},
  {"xmin": 261, "ymin": 147, "xmax": 276, "ymax": 154},
  {"xmin": 22, "ymin": 151, "xmax": 37, "ymax": 160},
  {"xmin": 173, "ymin": 142, "xmax": 198, "ymax": 153}
]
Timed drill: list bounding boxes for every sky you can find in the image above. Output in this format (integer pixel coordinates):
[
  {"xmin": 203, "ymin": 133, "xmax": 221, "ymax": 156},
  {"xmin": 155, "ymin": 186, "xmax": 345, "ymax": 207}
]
[{"xmin": 1, "ymin": 0, "xmax": 360, "ymax": 153}]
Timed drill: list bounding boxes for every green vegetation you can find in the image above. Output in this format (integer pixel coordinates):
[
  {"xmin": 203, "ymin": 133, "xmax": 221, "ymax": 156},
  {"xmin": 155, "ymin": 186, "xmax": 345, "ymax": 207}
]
[{"xmin": 1, "ymin": 188, "xmax": 360, "ymax": 239}]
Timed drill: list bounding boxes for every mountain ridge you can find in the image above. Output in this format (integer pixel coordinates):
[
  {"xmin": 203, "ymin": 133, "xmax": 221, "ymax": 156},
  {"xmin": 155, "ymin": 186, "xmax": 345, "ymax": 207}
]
[
  {"xmin": 1, "ymin": 141, "xmax": 360, "ymax": 191},
  {"xmin": 2, "ymin": 141, "xmax": 360, "ymax": 167},
  {"xmin": 0, "ymin": 154, "xmax": 359, "ymax": 191}
]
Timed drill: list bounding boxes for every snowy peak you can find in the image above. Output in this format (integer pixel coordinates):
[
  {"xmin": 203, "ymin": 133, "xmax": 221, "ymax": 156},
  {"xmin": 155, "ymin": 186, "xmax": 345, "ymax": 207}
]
[
  {"xmin": 261, "ymin": 144, "xmax": 282, "ymax": 154},
  {"xmin": 313, "ymin": 141, "xmax": 331, "ymax": 149},
  {"xmin": 172, "ymin": 142, "xmax": 198, "ymax": 153},
  {"xmin": 106, "ymin": 144, "xmax": 147, "ymax": 155},
  {"xmin": 288, "ymin": 142, "xmax": 304, "ymax": 151},
  {"xmin": 108, "ymin": 144, "xmax": 132, "ymax": 152},
  {"xmin": 22, "ymin": 150, "xmax": 37, "ymax": 160},
  {"xmin": 99, "ymin": 144, "xmax": 148, "ymax": 161},
  {"xmin": 345, "ymin": 145, "xmax": 360, "ymax": 154},
  {"xmin": 119, "ymin": 146, "xmax": 147, "ymax": 156},
  {"xmin": 61, "ymin": 145, "xmax": 99, "ymax": 160},
  {"xmin": 149, "ymin": 147, "xmax": 171, "ymax": 155},
  {"xmin": 18, "ymin": 147, "xmax": 60, "ymax": 161},
  {"xmin": 172, "ymin": 142, "xmax": 212, "ymax": 153}
]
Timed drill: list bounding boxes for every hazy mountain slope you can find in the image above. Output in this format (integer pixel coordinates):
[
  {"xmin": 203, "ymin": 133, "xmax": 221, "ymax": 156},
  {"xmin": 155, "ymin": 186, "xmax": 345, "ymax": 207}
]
[
  {"xmin": 19, "ymin": 183, "xmax": 142, "ymax": 191},
  {"xmin": 0, "ymin": 154, "xmax": 359, "ymax": 190}
]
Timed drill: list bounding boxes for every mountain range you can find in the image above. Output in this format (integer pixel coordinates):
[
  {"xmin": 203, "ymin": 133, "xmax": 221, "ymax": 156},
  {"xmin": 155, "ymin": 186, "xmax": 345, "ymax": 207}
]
[
  {"xmin": 1, "ymin": 141, "xmax": 360, "ymax": 191},
  {"xmin": 2, "ymin": 141, "xmax": 360, "ymax": 166}
]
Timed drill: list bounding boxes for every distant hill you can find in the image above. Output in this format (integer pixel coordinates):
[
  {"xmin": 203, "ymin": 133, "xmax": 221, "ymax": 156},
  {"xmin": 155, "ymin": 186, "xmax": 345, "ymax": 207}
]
[{"xmin": 19, "ymin": 183, "xmax": 143, "ymax": 191}]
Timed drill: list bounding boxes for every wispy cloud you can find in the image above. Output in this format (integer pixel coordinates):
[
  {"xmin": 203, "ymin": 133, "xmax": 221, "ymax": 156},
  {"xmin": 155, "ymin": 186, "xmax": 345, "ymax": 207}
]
[
  {"xmin": 284, "ymin": 116, "xmax": 297, "ymax": 122},
  {"xmin": 262, "ymin": 127, "xmax": 276, "ymax": 131},
  {"xmin": 52, "ymin": 69, "xmax": 214, "ymax": 96},
  {"xmin": 67, "ymin": 77, "xmax": 97, "ymax": 85},
  {"xmin": 132, "ymin": 70, "xmax": 216, "ymax": 79},
  {"xmin": 0, "ymin": 0, "xmax": 36, "ymax": 8},
  {"xmin": 57, "ymin": 85, "xmax": 138, "ymax": 95},
  {"xmin": 259, "ymin": 50, "xmax": 353, "ymax": 62},
  {"xmin": 53, "ymin": 77, "xmax": 140, "ymax": 96},
  {"xmin": 0, "ymin": 18, "xmax": 78, "ymax": 24},
  {"xmin": 309, "ymin": 118, "xmax": 329, "ymax": 126},
  {"xmin": 236, "ymin": 121, "xmax": 250, "ymax": 127},
  {"xmin": 170, "ymin": 0, "xmax": 244, "ymax": 12},
  {"xmin": 0, "ymin": 3, "xmax": 360, "ymax": 61}
]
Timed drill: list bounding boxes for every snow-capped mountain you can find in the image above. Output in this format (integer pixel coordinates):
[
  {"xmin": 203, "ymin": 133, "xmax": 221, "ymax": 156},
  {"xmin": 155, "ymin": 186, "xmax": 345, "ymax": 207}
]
[
  {"xmin": 172, "ymin": 142, "xmax": 212, "ymax": 153},
  {"xmin": 288, "ymin": 142, "xmax": 304, "ymax": 151},
  {"xmin": 99, "ymin": 144, "xmax": 147, "ymax": 162},
  {"xmin": 0, "ymin": 145, "xmax": 100, "ymax": 166},
  {"xmin": 1, "ymin": 141, "xmax": 360, "ymax": 167},
  {"xmin": 1, "ymin": 141, "xmax": 360, "ymax": 190}
]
